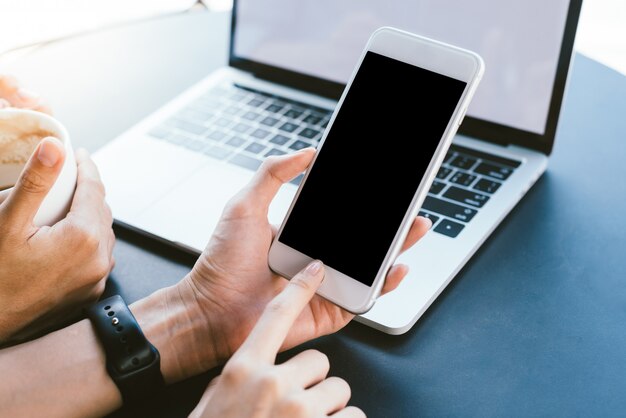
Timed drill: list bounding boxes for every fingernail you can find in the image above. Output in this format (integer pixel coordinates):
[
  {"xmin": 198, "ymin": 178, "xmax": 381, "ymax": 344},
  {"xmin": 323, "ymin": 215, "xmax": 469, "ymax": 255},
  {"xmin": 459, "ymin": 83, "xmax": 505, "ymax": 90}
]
[
  {"xmin": 305, "ymin": 260, "xmax": 323, "ymax": 276},
  {"xmin": 0, "ymin": 98, "xmax": 10, "ymax": 108},
  {"xmin": 417, "ymin": 215, "xmax": 433, "ymax": 229},
  {"xmin": 37, "ymin": 137, "xmax": 62, "ymax": 167}
]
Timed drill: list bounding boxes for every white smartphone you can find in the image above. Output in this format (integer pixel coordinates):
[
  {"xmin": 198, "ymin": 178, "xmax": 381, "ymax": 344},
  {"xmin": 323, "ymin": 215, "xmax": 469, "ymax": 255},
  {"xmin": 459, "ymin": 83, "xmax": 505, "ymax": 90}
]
[{"xmin": 268, "ymin": 26, "xmax": 484, "ymax": 314}]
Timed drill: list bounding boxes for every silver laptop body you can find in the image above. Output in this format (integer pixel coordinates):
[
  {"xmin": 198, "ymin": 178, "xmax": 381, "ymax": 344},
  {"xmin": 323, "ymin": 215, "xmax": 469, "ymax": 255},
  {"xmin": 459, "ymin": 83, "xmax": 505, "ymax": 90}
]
[{"xmin": 94, "ymin": 0, "xmax": 583, "ymax": 334}]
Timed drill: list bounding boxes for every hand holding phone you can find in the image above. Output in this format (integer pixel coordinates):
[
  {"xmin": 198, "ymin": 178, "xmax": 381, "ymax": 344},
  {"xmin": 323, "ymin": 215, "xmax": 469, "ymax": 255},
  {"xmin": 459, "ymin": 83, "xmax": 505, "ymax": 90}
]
[{"xmin": 269, "ymin": 26, "xmax": 484, "ymax": 314}]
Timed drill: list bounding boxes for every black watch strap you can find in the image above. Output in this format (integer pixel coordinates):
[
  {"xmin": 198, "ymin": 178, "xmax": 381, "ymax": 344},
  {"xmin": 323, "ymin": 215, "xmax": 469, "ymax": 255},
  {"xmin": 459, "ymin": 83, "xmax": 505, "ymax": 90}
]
[{"xmin": 86, "ymin": 295, "xmax": 165, "ymax": 405}]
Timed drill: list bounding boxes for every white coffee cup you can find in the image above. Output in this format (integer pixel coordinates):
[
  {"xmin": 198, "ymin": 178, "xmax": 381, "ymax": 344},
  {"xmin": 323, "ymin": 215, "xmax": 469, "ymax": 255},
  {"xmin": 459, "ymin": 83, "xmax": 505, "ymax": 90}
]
[{"xmin": 0, "ymin": 108, "xmax": 77, "ymax": 226}]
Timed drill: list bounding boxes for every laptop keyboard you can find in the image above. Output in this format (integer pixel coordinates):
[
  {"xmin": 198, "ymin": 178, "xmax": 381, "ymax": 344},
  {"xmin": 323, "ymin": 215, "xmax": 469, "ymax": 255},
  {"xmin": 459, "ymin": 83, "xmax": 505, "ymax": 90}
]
[
  {"xmin": 420, "ymin": 144, "xmax": 521, "ymax": 237},
  {"xmin": 148, "ymin": 83, "xmax": 331, "ymax": 185},
  {"xmin": 147, "ymin": 83, "xmax": 521, "ymax": 239}
]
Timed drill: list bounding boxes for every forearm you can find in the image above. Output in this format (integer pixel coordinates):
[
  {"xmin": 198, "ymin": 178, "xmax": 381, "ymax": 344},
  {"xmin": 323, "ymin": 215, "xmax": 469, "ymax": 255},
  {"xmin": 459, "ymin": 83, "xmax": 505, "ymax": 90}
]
[
  {"xmin": 0, "ymin": 291, "xmax": 82, "ymax": 346},
  {"xmin": 0, "ymin": 319, "xmax": 119, "ymax": 418},
  {"xmin": 0, "ymin": 284, "xmax": 222, "ymax": 417}
]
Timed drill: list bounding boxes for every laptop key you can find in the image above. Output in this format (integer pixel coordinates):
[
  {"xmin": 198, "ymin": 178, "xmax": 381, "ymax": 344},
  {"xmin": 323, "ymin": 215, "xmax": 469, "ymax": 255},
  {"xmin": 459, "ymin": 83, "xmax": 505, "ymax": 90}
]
[
  {"xmin": 436, "ymin": 167, "xmax": 453, "ymax": 180},
  {"xmin": 230, "ymin": 154, "xmax": 263, "ymax": 171},
  {"xmin": 260, "ymin": 116, "xmax": 280, "ymax": 127},
  {"xmin": 443, "ymin": 186, "xmax": 490, "ymax": 208},
  {"xmin": 225, "ymin": 136, "xmax": 246, "ymax": 148},
  {"xmin": 473, "ymin": 178, "xmax": 502, "ymax": 194},
  {"xmin": 284, "ymin": 109, "xmax": 304, "ymax": 119},
  {"xmin": 303, "ymin": 114, "xmax": 323, "ymax": 125},
  {"xmin": 448, "ymin": 144, "xmax": 522, "ymax": 168},
  {"xmin": 233, "ymin": 123, "xmax": 252, "ymax": 134},
  {"xmin": 223, "ymin": 105, "xmax": 241, "ymax": 115},
  {"xmin": 449, "ymin": 155, "xmax": 478, "ymax": 170},
  {"xmin": 270, "ymin": 134, "xmax": 290, "ymax": 145},
  {"xmin": 422, "ymin": 196, "xmax": 477, "ymax": 223},
  {"xmin": 245, "ymin": 143, "xmax": 266, "ymax": 154},
  {"xmin": 241, "ymin": 111, "xmax": 260, "ymax": 121},
  {"xmin": 474, "ymin": 162, "xmax": 514, "ymax": 180},
  {"xmin": 265, "ymin": 103, "xmax": 284, "ymax": 113},
  {"xmin": 429, "ymin": 181, "xmax": 445, "ymax": 195},
  {"xmin": 279, "ymin": 122, "xmax": 299, "ymax": 133},
  {"xmin": 173, "ymin": 120, "xmax": 207, "ymax": 136},
  {"xmin": 251, "ymin": 128, "xmax": 271, "ymax": 139},
  {"xmin": 265, "ymin": 148, "xmax": 286, "ymax": 157},
  {"xmin": 214, "ymin": 117, "xmax": 232, "ymax": 128},
  {"xmin": 247, "ymin": 98, "xmax": 265, "ymax": 107},
  {"xmin": 418, "ymin": 211, "xmax": 440, "ymax": 227},
  {"xmin": 205, "ymin": 130, "xmax": 227, "ymax": 141},
  {"xmin": 450, "ymin": 171, "xmax": 477, "ymax": 187},
  {"xmin": 204, "ymin": 146, "xmax": 232, "ymax": 160},
  {"xmin": 299, "ymin": 128, "xmax": 320, "ymax": 139},
  {"xmin": 434, "ymin": 219, "xmax": 465, "ymax": 238},
  {"xmin": 290, "ymin": 140, "xmax": 312, "ymax": 151}
]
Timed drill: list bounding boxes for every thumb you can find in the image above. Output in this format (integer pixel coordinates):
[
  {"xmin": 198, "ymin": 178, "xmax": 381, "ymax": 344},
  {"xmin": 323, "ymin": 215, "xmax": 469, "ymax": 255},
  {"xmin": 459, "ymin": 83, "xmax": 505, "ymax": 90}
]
[
  {"xmin": 1, "ymin": 136, "xmax": 65, "ymax": 229},
  {"xmin": 243, "ymin": 147, "xmax": 315, "ymax": 209}
]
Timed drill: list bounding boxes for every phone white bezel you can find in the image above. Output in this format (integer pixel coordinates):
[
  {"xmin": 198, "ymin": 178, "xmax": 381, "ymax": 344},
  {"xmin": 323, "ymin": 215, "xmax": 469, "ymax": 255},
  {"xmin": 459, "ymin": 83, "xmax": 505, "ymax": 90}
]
[{"xmin": 268, "ymin": 26, "xmax": 485, "ymax": 314}]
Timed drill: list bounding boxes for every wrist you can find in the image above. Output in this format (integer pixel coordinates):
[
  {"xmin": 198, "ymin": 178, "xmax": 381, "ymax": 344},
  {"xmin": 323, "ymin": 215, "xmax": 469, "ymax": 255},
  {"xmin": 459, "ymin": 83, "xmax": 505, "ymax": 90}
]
[{"xmin": 129, "ymin": 279, "xmax": 227, "ymax": 383}]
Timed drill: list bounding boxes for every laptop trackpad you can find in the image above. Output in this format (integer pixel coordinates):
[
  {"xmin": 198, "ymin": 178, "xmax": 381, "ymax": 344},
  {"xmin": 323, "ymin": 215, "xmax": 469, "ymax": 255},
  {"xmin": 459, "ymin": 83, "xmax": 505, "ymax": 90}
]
[
  {"xmin": 136, "ymin": 161, "xmax": 297, "ymax": 252},
  {"xmin": 94, "ymin": 137, "xmax": 210, "ymax": 221}
]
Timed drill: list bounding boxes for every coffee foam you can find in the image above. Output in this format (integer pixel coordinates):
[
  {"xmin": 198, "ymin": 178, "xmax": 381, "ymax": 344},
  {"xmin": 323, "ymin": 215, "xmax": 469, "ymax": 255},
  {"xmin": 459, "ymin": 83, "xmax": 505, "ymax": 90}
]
[{"xmin": 0, "ymin": 115, "xmax": 55, "ymax": 164}]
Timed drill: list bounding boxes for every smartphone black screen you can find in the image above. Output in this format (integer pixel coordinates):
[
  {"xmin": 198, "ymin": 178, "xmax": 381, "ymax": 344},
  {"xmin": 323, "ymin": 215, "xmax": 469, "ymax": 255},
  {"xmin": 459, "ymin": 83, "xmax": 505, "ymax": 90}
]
[{"xmin": 279, "ymin": 51, "xmax": 467, "ymax": 286}]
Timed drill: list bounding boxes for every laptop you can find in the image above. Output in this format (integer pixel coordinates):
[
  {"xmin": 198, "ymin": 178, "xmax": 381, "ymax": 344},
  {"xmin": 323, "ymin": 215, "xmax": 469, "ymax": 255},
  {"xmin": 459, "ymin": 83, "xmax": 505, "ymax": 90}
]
[{"xmin": 93, "ymin": 0, "xmax": 583, "ymax": 334}]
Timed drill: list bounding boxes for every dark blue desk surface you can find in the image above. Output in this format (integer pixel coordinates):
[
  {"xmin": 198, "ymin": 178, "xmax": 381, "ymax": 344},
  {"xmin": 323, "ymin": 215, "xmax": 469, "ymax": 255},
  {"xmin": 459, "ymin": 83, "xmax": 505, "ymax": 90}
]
[{"xmin": 4, "ymin": 10, "xmax": 626, "ymax": 418}]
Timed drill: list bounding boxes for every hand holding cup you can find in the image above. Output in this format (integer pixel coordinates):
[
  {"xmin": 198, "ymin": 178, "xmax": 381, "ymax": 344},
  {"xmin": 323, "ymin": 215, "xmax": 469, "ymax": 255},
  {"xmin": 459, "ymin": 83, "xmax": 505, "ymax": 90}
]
[{"xmin": 0, "ymin": 109, "xmax": 115, "ymax": 345}]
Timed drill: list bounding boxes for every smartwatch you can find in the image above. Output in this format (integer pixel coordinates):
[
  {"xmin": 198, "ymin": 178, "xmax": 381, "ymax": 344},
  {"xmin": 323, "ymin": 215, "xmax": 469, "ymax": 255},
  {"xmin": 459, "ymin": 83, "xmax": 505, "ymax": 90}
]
[{"xmin": 86, "ymin": 295, "xmax": 165, "ymax": 404}]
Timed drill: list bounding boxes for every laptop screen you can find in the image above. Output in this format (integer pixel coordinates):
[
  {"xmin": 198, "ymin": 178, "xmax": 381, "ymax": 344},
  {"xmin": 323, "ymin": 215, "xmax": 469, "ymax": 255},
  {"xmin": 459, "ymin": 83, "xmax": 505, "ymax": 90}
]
[{"xmin": 231, "ymin": 0, "xmax": 580, "ymax": 153}]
